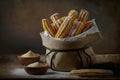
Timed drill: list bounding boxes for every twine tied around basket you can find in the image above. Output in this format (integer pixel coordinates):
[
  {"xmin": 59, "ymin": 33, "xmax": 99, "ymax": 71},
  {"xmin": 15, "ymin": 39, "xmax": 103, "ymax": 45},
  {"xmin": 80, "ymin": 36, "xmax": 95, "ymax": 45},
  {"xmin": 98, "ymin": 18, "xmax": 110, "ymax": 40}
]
[{"xmin": 45, "ymin": 47, "xmax": 92, "ymax": 71}]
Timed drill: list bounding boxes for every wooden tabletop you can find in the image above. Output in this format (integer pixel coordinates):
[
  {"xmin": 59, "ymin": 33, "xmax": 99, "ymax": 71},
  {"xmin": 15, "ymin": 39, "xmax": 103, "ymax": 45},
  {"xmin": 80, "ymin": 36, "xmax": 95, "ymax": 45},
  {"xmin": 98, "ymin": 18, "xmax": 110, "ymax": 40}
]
[{"xmin": 0, "ymin": 54, "xmax": 120, "ymax": 79}]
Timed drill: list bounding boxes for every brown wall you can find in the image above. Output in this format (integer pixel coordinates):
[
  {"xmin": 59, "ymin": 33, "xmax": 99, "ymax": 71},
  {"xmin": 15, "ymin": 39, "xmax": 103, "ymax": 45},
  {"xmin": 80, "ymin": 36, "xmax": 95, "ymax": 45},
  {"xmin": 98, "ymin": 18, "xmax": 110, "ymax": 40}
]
[{"xmin": 0, "ymin": 0, "xmax": 120, "ymax": 54}]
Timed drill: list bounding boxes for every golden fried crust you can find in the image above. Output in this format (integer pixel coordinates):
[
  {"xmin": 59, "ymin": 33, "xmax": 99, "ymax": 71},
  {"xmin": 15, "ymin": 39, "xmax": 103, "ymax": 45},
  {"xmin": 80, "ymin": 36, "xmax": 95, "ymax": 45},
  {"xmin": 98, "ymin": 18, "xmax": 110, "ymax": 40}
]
[
  {"xmin": 68, "ymin": 10, "xmax": 78, "ymax": 18},
  {"xmin": 42, "ymin": 9, "xmax": 91, "ymax": 38},
  {"xmin": 78, "ymin": 9, "xmax": 84, "ymax": 21},
  {"xmin": 55, "ymin": 10, "xmax": 78, "ymax": 38},
  {"xmin": 50, "ymin": 13, "xmax": 60, "ymax": 23},
  {"xmin": 50, "ymin": 13, "xmax": 60, "ymax": 29},
  {"xmin": 81, "ymin": 21, "xmax": 93, "ymax": 33},
  {"xmin": 70, "ymin": 9, "xmax": 89, "ymax": 36},
  {"xmin": 51, "ymin": 23, "xmax": 58, "ymax": 33},
  {"xmin": 73, "ymin": 22, "xmax": 84, "ymax": 36},
  {"xmin": 55, "ymin": 16, "xmax": 72, "ymax": 38},
  {"xmin": 42, "ymin": 19, "xmax": 56, "ymax": 37},
  {"xmin": 78, "ymin": 9, "xmax": 89, "ymax": 23}
]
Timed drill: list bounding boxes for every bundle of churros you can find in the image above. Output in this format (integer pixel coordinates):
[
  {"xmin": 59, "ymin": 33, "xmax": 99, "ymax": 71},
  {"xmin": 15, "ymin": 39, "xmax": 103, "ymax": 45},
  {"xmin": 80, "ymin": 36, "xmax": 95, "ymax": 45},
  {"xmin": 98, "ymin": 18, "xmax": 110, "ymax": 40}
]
[{"xmin": 42, "ymin": 9, "xmax": 93, "ymax": 38}]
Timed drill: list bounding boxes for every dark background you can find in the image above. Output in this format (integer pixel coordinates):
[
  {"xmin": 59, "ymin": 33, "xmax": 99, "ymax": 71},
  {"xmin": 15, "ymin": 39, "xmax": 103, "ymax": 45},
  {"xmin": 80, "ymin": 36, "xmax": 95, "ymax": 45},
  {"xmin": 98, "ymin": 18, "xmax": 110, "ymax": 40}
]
[{"xmin": 0, "ymin": 0, "xmax": 120, "ymax": 54}]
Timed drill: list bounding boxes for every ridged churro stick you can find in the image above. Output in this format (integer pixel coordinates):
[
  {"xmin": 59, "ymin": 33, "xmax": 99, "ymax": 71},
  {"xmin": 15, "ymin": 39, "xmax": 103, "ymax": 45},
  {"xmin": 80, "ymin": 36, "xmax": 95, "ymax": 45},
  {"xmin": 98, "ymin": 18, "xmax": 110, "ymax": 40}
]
[
  {"xmin": 55, "ymin": 16, "xmax": 72, "ymax": 38},
  {"xmin": 55, "ymin": 10, "xmax": 78, "ymax": 38},
  {"xmin": 57, "ymin": 16, "xmax": 66, "ymax": 25},
  {"xmin": 81, "ymin": 21, "xmax": 93, "ymax": 33},
  {"xmin": 78, "ymin": 9, "xmax": 83, "ymax": 21},
  {"xmin": 68, "ymin": 19, "xmax": 81, "ymax": 37},
  {"xmin": 42, "ymin": 19, "xmax": 56, "ymax": 37},
  {"xmin": 51, "ymin": 23, "xmax": 58, "ymax": 34},
  {"xmin": 51, "ymin": 13, "xmax": 60, "ymax": 23},
  {"xmin": 51, "ymin": 16, "xmax": 65, "ymax": 32},
  {"xmin": 72, "ymin": 9, "xmax": 89, "ymax": 36},
  {"xmin": 72, "ymin": 22, "xmax": 85, "ymax": 36},
  {"xmin": 51, "ymin": 13, "xmax": 60, "ymax": 30},
  {"xmin": 68, "ymin": 10, "xmax": 78, "ymax": 20},
  {"xmin": 78, "ymin": 9, "xmax": 89, "ymax": 23}
]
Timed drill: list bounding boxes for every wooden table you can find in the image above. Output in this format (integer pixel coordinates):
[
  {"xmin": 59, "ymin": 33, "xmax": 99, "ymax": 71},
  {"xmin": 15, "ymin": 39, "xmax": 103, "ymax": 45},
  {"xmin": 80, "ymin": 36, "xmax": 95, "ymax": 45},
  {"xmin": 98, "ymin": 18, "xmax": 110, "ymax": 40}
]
[{"xmin": 0, "ymin": 54, "xmax": 120, "ymax": 79}]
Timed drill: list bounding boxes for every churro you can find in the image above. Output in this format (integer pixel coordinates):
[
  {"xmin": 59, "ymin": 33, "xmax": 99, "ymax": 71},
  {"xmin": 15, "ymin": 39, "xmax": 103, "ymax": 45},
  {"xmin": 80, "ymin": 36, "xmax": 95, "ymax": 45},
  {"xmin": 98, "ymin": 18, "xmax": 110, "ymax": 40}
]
[
  {"xmin": 78, "ymin": 9, "xmax": 89, "ymax": 23},
  {"xmin": 42, "ymin": 19, "xmax": 56, "ymax": 36},
  {"xmin": 42, "ymin": 9, "xmax": 91, "ymax": 38},
  {"xmin": 81, "ymin": 21, "xmax": 93, "ymax": 33},
  {"xmin": 55, "ymin": 10, "xmax": 78, "ymax": 38},
  {"xmin": 71, "ymin": 9, "xmax": 89, "ymax": 36},
  {"xmin": 51, "ymin": 13, "xmax": 60, "ymax": 30},
  {"xmin": 72, "ymin": 21, "xmax": 84, "ymax": 36}
]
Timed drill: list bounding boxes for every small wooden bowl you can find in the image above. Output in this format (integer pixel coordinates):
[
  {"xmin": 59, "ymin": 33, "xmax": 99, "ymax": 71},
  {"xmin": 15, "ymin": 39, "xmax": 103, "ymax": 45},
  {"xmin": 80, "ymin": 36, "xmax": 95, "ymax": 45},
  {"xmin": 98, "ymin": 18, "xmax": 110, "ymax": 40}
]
[
  {"xmin": 24, "ymin": 63, "xmax": 48, "ymax": 75},
  {"xmin": 18, "ymin": 54, "xmax": 40, "ymax": 66}
]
